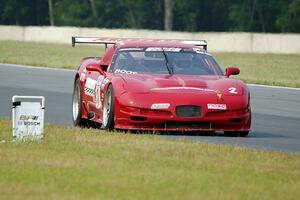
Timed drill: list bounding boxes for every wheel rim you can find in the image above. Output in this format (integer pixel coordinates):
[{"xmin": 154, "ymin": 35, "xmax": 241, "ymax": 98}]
[
  {"xmin": 102, "ymin": 89, "xmax": 111, "ymax": 126},
  {"xmin": 72, "ymin": 84, "xmax": 80, "ymax": 121}
]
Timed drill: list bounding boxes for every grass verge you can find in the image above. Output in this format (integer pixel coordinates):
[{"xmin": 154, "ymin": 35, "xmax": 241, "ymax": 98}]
[
  {"xmin": 214, "ymin": 52, "xmax": 300, "ymax": 88},
  {"xmin": 0, "ymin": 41, "xmax": 300, "ymax": 87},
  {"xmin": 0, "ymin": 41, "xmax": 102, "ymax": 69},
  {"xmin": 0, "ymin": 118, "xmax": 300, "ymax": 200}
]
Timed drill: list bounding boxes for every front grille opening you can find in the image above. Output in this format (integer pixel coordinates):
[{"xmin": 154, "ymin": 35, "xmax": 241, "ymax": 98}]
[
  {"xmin": 176, "ymin": 105, "xmax": 201, "ymax": 118},
  {"xmin": 229, "ymin": 118, "xmax": 243, "ymax": 123},
  {"xmin": 130, "ymin": 116, "xmax": 147, "ymax": 122}
]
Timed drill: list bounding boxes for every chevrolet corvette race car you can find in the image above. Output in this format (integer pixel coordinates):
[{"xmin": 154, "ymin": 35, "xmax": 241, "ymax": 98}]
[{"xmin": 72, "ymin": 37, "xmax": 251, "ymax": 136}]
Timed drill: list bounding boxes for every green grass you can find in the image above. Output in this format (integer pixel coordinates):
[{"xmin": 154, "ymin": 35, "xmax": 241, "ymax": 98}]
[
  {"xmin": 0, "ymin": 118, "xmax": 300, "ymax": 200},
  {"xmin": 0, "ymin": 41, "xmax": 300, "ymax": 87},
  {"xmin": 214, "ymin": 53, "xmax": 300, "ymax": 88},
  {"xmin": 0, "ymin": 41, "xmax": 103, "ymax": 69}
]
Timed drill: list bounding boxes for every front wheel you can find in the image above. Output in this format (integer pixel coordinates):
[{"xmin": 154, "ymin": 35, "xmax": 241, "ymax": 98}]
[
  {"xmin": 101, "ymin": 84, "xmax": 115, "ymax": 130},
  {"xmin": 224, "ymin": 131, "xmax": 249, "ymax": 137},
  {"xmin": 72, "ymin": 78, "xmax": 86, "ymax": 127}
]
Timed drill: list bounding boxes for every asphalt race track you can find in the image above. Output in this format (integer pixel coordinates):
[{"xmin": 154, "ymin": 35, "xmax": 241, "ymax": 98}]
[{"xmin": 1, "ymin": 63, "xmax": 300, "ymax": 153}]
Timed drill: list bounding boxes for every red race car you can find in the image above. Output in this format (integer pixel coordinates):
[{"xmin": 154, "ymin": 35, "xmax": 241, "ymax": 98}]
[{"xmin": 72, "ymin": 37, "xmax": 251, "ymax": 136}]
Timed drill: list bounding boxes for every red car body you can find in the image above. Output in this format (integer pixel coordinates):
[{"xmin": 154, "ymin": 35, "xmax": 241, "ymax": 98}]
[{"xmin": 72, "ymin": 37, "xmax": 251, "ymax": 136}]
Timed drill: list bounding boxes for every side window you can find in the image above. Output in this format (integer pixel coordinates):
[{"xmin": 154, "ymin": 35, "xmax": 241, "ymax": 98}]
[{"xmin": 114, "ymin": 53, "xmax": 126, "ymax": 69}]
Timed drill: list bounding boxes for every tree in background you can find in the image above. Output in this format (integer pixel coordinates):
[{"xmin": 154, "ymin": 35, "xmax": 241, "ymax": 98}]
[
  {"xmin": 276, "ymin": 0, "xmax": 300, "ymax": 32},
  {"xmin": 48, "ymin": 0, "xmax": 54, "ymax": 26},
  {"xmin": 164, "ymin": 0, "xmax": 173, "ymax": 31},
  {"xmin": 229, "ymin": 0, "xmax": 280, "ymax": 32},
  {"xmin": 89, "ymin": 0, "xmax": 98, "ymax": 27},
  {"xmin": 172, "ymin": 0, "xmax": 231, "ymax": 32},
  {"xmin": 52, "ymin": 0, "xmax": 93, "ymax": 27},
  {"xmin": 0, "ymin": 0, "xmax": 49, "ymax": 26},
  {"xmin": 0, "ymin": 0, "xmax": 299, "ymax": 33}
]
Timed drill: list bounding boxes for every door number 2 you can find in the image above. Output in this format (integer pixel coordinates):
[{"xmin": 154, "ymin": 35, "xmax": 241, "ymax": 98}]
[{"xmin": 229, "ymin": 87, "xmax": 238, "ymax": 94}]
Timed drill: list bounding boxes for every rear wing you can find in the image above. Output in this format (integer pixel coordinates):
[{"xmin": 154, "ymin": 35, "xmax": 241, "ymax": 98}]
[
  {"xmin": 72, "ymin": 36, "xmax": 207, "ymax": 50},
  {"xmin": 72, "ymin": 37, "xmax": 118, "ymax": 49}
]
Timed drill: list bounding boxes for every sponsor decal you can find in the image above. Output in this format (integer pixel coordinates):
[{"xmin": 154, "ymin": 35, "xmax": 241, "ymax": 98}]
[
  {"xmin": 228, "ymin": 87, "xmax": 238, "ymax": 94},
  {"xmin": 20, "ymin": 121, "xmax": 41, "ymax": 126},
  {"xmin": 19, "ymin": 115, "xmax": 38, "ymax": 120},
  {"xmin": 152, "ymin": 87, "xmax": 215, "ymax": 92},
  {"xmin": 207, "ymin": 104, "xmax": 227, "ymax": 110},
  {"xmin": 151, "ymin": 103, "xmax": 170, "ymax": 109},
  {"xmin": 18, "ymin": 115, "xmax": 41, "ymax": 126},
  {"xmin": 84, "ymin": 78, "xmax": 97, "ymax": 96},
  {"xmin": 119, "ymin": 47, "xmax": 144, "ymax": 51},
  {"xmin": 94, "ymin": 86, "xmax": 102, "ymax": 109},
  {"xmin": 115, "ymin": 69, "xmax": 138, "ymax": 74},
  {"xmin": 101, "ymin": 78, "xmax": 109, "ymax": 90},
  {"xmin": 80, "ymin": 73, "xmax": 85, "ymax": 81},
  {"xmin": 80, "ymin": 68, "xmax": 87, "ymax": 81},
  {"xmin": 94, "ymin": 76, "xmax": 104, "ymax": 109},
  {"xmin": 146, "ymin": 47, "xmax": 182, "ymax": 52}
]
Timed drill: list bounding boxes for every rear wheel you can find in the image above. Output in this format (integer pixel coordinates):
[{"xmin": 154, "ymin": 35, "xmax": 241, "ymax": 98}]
[
  {"xmin": 101, "ymin": 84, "xmax": 115, "ymax": 130},
  {"xmin": 224, "ymin": 131, "xmax": 249, "ymax": 137},
  {"xmin": 72, "ymin": 78, "xmax": 86, "ymax": 127}
]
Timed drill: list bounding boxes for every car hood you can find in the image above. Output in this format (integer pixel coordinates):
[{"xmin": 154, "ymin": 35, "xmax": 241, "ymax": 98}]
[{"xmin": 117, "ymin": 74, "xmax": 246, "ymax": 95}]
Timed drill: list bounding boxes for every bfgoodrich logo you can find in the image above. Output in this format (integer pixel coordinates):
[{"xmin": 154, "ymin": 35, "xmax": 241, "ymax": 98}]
[{"xmin": 19, "ymin": 115, "xmax": 39, "ymax": 120}]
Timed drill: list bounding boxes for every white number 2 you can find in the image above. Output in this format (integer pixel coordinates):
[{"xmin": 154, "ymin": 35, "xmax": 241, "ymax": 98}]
[{"xmin": 229, "ymin": 87, "xmax": 238, "ymax": 94}]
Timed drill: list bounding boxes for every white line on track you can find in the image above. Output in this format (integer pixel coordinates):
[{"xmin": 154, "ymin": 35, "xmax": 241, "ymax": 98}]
[
  {"xmin": 0, "ymin": 63, "xmax": 76, "ymax": 72},
  {"xmin": 1, "ymin": 63, "xmax": 300, "ymax": 91},
  {"xmin": 247, "ymin": 84, "xmax": 300, "ymax": 91}
]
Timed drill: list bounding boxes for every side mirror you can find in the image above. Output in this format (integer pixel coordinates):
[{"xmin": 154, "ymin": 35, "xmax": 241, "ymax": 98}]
[
  {"xmin": 225, "ymin": 66, "xmax": 240, "ymax": 77},
  {"xmin": 86, "ymin": 64, "xmax": 105, "ymax": 75}
]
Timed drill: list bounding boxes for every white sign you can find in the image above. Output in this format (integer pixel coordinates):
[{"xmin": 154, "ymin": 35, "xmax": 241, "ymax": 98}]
[{"xmin": 12, "ymin": 96, "xmax": 45, "ymax": 140}]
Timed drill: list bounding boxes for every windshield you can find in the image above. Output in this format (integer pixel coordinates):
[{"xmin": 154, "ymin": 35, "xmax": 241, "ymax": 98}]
[{"xmin": 110, "ymin": 47, "xmax": 223, "ymax": 75}]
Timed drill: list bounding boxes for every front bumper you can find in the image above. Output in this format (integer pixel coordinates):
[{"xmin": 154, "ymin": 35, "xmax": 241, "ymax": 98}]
[
  {"xmin": 114, "ymin": 106, "xmax": 251, "ymax": 132},
  {"xmin": 114, "ymin": 90, "xmax": 251, "ymax": 132}
]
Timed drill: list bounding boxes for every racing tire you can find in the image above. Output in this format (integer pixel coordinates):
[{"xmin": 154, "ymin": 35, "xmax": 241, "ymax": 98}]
[
  {"xmin": 72, "ymin": 78, "xmax": 86, "ymax": 127},
  {"xmin": 224, "ymin": 131, "xmax": 249, "ymax": 137},
  {"xmin": 101, "ymin": 84, "xmax": 115, "ymax": 130}
]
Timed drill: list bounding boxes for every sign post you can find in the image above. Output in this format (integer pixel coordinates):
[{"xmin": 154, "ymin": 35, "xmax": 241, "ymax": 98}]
[{"xmin": 12, "ymin": 96, "xmax": 45, "ymax": 140}]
